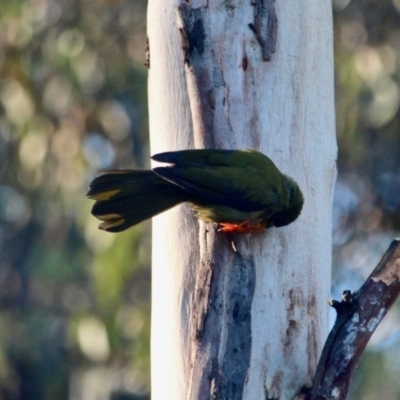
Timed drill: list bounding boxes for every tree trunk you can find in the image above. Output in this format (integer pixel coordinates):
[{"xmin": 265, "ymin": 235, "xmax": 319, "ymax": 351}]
[{"xmin": 147, "ymin": 1, "xmax": 336, "ymax": 399}]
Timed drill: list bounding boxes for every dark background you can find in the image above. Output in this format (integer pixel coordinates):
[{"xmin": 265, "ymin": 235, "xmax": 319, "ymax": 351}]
[{"xmin": 0, "ymin": 0, "xmax": 399, "ymax": 398}]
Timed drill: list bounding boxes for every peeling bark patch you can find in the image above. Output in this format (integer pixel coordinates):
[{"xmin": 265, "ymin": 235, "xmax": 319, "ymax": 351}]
[
  {"xmin": 372, "ymin": 257, "xmax": 400, "ymax": 285},
  {"xmin": 366, "ymin": 308, "xmax": 385, "ymax": 332},
  {"xmin": 250, "ymin": 0, "xmax": 278, "ymax": 61},
  {"xmin": 211, "ymin": 255, "xmax": 255, "ymax": 400},
  {"xmin": 307, "ymin": 293, "xmax": 319, "ymax": 359},
  {"xmin": 283, "ymin": 289, "xmax": 301, "ymax": 358},
  {"xmin": 207, "ymin": 89, "xmax": 216, "ymax": 110},
  {"xmin": 307, "ymin": 306, "xmax": 320, "ymax": 380},
  {"xmin": 177, "ymin": 5, "xmax": 206, "ymax": 64},
  {"xmin": 176, "ymin": 3, "xmax": 219, "ymax": 147},
  {"xmin": 222, "ymin": 255, "xmax": 255, "ymax": 397},
  {"xmin": 264, "ymin": 371, "xmax": 282, "ymax": 400},
  {"xmin": 283, "ymin": 318, "xmax": 299, "ymax": 357},
  {"xmin": 194, "ymin": 262, "xmax": 214, "ymax": 340},
  {"xmin": 242, "ymin": 56, "xmax": 248, "ymax": 71},
  {"xmin": 224, "ymin": 0, "xmax": 236, "ymax": 9}
]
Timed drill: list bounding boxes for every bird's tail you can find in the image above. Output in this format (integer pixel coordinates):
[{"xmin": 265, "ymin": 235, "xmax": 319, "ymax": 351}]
[{"xmin": 87, "ymin": 170, "xmax": 188, "ymax": 232}]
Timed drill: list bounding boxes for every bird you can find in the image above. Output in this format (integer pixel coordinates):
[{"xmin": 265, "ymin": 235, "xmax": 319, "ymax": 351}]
[{"xmin": 87, "ymin": 149, "xmax": 304, "ymax": 233}]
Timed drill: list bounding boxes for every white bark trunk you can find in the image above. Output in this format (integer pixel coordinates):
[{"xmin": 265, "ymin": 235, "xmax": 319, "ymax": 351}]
[{"xmin": 148, "ymin": 1, "xmax": 336, "ymax": 399}]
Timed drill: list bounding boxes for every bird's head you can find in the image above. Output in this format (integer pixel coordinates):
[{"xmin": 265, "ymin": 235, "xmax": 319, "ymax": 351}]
[{"xmin": 269, "ymin": 177, "xmax": 304, "ymax": 227}]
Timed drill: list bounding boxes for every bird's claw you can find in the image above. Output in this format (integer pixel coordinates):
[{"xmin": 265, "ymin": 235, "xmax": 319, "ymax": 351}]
[{"xmin": 218, "ymin": 221, "xmax": 266, "ymax": 233}]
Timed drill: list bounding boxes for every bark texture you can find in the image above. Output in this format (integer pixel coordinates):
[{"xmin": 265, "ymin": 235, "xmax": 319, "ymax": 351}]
[
  {"xmin": 310, "ymin": 240, "xmax": 400, "ymax": 400},
  {"xmin": 147, "ymin": 1, "xmax": 336, "ymax": 399}
]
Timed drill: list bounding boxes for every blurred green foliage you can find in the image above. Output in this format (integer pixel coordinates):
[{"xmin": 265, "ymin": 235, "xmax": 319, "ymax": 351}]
[
  {"xmin": 333, "ymin": 1, "xmax": 400, "ymax": 398},
  {"xmin": 0, "ymin": 0, "xmax": 150, "ymax": 399},
  {"xmin": 1, "ymin": 0, "xmax": 400, "ymax": 399}
]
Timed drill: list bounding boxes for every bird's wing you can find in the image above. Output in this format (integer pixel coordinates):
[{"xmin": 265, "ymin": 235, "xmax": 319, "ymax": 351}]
[{"xmin": 152, "ymin": 149, "xmax": 282, "ymax": 213}]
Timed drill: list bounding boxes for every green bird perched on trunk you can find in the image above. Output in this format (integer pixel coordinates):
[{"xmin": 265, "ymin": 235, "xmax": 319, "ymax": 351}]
[{"xmin": 87, "ymin": 149, "xmax": 304, "ymax": 233}]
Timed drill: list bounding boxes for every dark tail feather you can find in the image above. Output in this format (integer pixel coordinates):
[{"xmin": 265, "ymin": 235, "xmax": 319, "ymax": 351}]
[{"xmin": 87, "ymin": 170, "xmax": 188, "ymax": 232}]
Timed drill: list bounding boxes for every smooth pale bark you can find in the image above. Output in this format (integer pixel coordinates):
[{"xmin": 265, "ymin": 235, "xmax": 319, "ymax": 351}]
[{"xmin": 147, "ymin": 1, "xmax": 336, "ymax": 399}]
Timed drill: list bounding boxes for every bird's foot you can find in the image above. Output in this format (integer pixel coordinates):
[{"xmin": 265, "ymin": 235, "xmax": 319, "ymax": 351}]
[{"xmin": 218, "ymin": 220, "xmax": 266, "ymax": 234}]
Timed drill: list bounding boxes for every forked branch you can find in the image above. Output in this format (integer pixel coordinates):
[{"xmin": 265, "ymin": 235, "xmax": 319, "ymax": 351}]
[{"xmin": 308, "ymin": 239, "xmax": 400, "ymax": 400}]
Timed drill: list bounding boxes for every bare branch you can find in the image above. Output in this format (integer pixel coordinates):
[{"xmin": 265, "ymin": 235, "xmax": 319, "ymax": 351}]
[{"xmin": 309, "ymin": 239, "xmax": 400, "ymax": 400}]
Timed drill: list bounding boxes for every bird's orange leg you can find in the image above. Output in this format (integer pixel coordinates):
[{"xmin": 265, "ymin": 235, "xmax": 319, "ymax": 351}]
[{"xmin": 218, "ymin": 221, "xmax": 267, "ymax": 234}]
